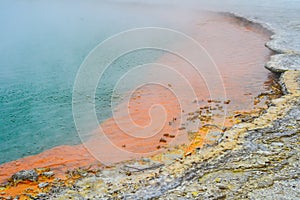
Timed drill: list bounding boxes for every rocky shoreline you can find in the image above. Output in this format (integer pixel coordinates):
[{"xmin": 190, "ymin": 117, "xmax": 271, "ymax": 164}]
[{"xmin": 42, "ymin": 70, "xmax": 298, "ymax": 200}]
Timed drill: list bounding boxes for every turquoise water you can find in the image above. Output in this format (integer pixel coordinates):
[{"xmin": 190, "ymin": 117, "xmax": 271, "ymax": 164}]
[{"xmin": 0, "ymin": 0, "xmax": 171, "ymax": 163}]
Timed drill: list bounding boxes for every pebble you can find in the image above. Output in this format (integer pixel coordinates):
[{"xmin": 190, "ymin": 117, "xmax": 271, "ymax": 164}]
[
  {"xmin": 271, "ymin": 142, "xmax": 284, "ymax": 147},
  {"xmin": 142, "ymin": 158, "xmax": 151, "ymax": 163},
  {"xmin": 37, "ymin": 193, "xmax": 47, "ymax": 198},
  {"xmin": 42, "ymin": 171, "xmax": 54, "ymax": 178},
  {"xmin": 215, "ymin": 178, "xmax": 222, "ymax": 183},
  {"xmin": 38, "ymin": 182, "xmax": 49, "ymax": 189},
  {"xmin": 216, "ymin": 183, "xmax": 229, "ymax": 190}
]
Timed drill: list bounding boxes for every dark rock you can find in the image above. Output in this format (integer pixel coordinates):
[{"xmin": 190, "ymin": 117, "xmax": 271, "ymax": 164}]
[
  {"xmin": 216, "ymin": 183, "xmax": 229, "ymax": 190},
  {"xmin": 11, "ymin": 169, "xmax": 38, "ymax": 182}
]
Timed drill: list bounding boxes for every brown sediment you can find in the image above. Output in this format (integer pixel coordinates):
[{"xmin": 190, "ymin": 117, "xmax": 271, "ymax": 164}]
[{"xmin": 0, "ymin": 12, "xmax": 276, "ymax": 198}]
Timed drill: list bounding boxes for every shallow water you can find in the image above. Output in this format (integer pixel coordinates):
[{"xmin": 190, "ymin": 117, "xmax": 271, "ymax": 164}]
[
  {"xmin": 1, "ymin": 0, "xmax": 298, "ymax": 165},
  {"xmin": 140, "ymin": 0, "xmax": 300, "ymax": 67},
  {"xmin": 0, "ymin": 0, "xmax": 181, "ymax": 164}
]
